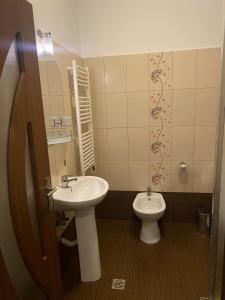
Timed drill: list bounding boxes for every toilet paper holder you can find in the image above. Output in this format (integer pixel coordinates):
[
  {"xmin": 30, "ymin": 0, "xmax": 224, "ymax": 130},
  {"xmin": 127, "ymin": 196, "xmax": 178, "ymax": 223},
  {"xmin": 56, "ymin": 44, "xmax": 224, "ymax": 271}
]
[{"xmin": 179, "ymin": 161, "xmax": 187, "ymax": 169}]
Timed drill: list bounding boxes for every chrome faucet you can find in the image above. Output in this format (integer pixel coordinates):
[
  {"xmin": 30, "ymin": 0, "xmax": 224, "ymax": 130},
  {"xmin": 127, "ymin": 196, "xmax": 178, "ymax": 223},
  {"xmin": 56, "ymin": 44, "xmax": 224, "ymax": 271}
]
[
  {"xmin": 147, "ymin": 186, "xmax": 151, "ymax": 198},
  {"xmin": 60, "ymin": 175, "xmax": 78, "ymax": 188}
]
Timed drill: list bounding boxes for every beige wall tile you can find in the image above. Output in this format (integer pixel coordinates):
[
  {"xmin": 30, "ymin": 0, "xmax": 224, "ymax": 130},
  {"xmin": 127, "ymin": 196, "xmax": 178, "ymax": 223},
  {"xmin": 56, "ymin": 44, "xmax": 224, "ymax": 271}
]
[
  {"xmin": 104, "ymin": 56, "xmax": 126, "ymax": 92},
  {"xmin": 109, "ymin": 161, "xmax": 130, "ymax": 190},
  {"xmin": 127, "ymin": 92, "xmax": 149, "ymax": 127},
  {"xmin": 52, "ymin": 41, "xmax": 82, "ymax": 95},
  {"xmin": 129, "ymin": 161, "xmax": 150, "ymax": 191},
  {"xmin": 172, "ymin": 126, "xmax": 194, "ymax": 160},
  {"xmin": 127, "ymin": 54, "xmax": 149, "ymax": 92},
  {"xmin": 150, "ymin": 90, "xmax": 172, "ymax": 126},
  {"xmin": 42, "ymin": 96, "xmax": 51, "ymax": 128},
  {"xmin": 171, "ymin": 160, "xmax": 193, "ymax": 192},
  {"xmin": 50, "ymin": 95, "xmax": 65, "ymax": 117},
  {"xmin": 149, "ymin": 52, "xmax": 172, "ymax": 91},
  {"xmin": 48, "ymin": 146, "xmax": 57, "ymax": 186},
  {"xmin": 150, "ymin": 160, "xmax": 171, "ymax": 192},
  {"xmin": 92, "ymin": 94, "xmax": 107, "ymax": 128},
  {"xmin": 65, "ymin": 141, "xmax": 77, "ymax": 176},
  {"xmin": 195, "ymin": 88, "xmax": 219, "ymax": 125},
  {"xmin": 84, "ymin": 57, "xmax": 105, "ymax": 93},
  {"xmin": 43, "ymin": 96, "xmax": 64, "ymax": 128},
  {"xmin": 194, "ymin": 126, "xmax": 217, "ymax": 160},
  {"xmin": 106, "ymin": 93, "xmax": 127, "ymax": 128},
  {"xmin": 95, "ymin": 161, "xmax": 109, "ymax": 181},
  {"xmin": 172, "ymin": 89, "xmax": 196, "ymax": 125},
  {"xmin": 39, "ymin": 61, "xmax": 49, "ymax": 96},
  {"xmin": 47, "ymin": 60, "xmax": 63, "ymax": 96},
  {"xmin": 128, "ymin": 127, "xmax": 149, "ymax": 160},
  {"xmin": 61, "ymin": 66, "xmax": 71, "ymax": 95},
  {"xmin": 197, "ymin": 48, "xmax": 221, "ymax": 88},
  {"xmin": 94, "ymin": 128, "xmax": 108, "ymax": 161},
  {"xmin": 173, "ymin": 50, "xmax": 197, "ymax": 89},
  {"xmin": 150, "ymin": 126, "xmax": 171, "ymax": 161},
  {"xmin": 108, "ymin": 128, "xmax": 129, "ymax": 160},
  {"xmin": 54, "ymin": 143, "xmax": 67, "ymax": 183},
  {"xmin": 193, "ymin": 161, "xmax": 215, "ymax": 193},
  {"xmin": 63, "ymin": 93, "xmax": 72, "ymax": 116},
  {"xmin": 54, "ymin": 62, "xmax": 70, "ymax": 95}
]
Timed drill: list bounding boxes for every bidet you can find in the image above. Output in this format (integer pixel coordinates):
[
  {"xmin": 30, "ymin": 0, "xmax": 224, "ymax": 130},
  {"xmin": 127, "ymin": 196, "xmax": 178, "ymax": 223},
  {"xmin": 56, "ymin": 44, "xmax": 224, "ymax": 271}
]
[{"xmin": 133, "ymin": 192, "xmax": 166, "ymax": 244}]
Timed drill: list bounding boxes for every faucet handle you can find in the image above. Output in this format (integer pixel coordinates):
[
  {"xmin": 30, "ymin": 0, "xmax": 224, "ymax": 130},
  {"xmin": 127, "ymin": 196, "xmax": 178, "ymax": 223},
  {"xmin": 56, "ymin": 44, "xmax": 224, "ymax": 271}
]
[
  {"xmin": 61, "ymin": 175, "xmax": 70, "ymax": 182},
  {"xmin": 67, "ymin": 176, "xmax": 78, "ymax": 182},
  {"xmin": 61, "ymin": 175, "xmax": 78, "ymax": 183},
  {"xmin": 147, "ymin": 186, "xmax": 152, "ymax": 196},
  {"xmin": 147, "ymin": 186, "xmax": 151, "ymax": 192}
]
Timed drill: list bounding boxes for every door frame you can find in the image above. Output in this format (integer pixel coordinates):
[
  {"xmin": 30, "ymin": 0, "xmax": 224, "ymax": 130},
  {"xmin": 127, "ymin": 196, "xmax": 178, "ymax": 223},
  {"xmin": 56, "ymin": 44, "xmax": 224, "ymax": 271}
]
[{"xmin": 210, "ymin": 24, "xmax": 225, "ymax": 300}]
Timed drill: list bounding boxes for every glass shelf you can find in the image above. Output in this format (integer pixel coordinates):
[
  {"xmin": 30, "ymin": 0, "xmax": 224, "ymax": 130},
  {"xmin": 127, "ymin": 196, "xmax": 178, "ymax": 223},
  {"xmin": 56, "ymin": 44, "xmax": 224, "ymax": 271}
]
[{"xmin": 47, "ymin": 135, "xmax": 74, "ymax": 145}]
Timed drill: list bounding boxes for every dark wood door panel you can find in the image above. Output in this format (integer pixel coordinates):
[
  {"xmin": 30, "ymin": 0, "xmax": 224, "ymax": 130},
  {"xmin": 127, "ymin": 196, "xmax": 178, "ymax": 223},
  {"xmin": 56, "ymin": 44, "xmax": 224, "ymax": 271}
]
[
  {"xmin": 0, "ymin": 0, "xmax": 62, "ymax": 299},
  {"xmin": 0, "ymin": 249, "xmax": 20, "ymax": 300},
  {"xmin": 8, "ymin": 73, "xmax": 49, "ymax": 290}
]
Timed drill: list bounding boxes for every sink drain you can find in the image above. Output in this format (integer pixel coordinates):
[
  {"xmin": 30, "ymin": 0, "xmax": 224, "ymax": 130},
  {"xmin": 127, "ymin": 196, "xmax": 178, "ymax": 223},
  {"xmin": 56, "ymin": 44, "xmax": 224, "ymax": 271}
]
[{"xmin": 112, "ymin": 279, "xmax": 126, "ymax": 290}]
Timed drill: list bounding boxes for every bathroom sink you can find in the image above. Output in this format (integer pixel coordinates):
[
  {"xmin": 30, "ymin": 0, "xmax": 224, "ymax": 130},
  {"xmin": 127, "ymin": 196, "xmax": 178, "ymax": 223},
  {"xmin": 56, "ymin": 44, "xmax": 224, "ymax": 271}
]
[
  {"xmin": 52, "ymin": 176, "xmax": 109, "ymax": 283},
  {"xmin": 53, "ymin": 176, "xmax": 109, "ymax": 211}
]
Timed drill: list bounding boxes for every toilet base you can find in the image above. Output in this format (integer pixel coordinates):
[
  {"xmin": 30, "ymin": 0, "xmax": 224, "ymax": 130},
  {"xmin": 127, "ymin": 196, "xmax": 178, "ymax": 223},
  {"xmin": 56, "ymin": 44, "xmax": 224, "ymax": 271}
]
[{"xmin": 140, "ymin": 220, "xmax": 161, "ymax": 244}]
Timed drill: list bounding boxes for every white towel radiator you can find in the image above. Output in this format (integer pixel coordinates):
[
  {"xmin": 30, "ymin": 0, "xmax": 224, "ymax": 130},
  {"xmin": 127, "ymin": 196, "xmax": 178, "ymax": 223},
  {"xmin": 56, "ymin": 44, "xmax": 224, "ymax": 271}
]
[{"xmin": 69, "ymin": 60, "xmax": 95, "ymax": 175}]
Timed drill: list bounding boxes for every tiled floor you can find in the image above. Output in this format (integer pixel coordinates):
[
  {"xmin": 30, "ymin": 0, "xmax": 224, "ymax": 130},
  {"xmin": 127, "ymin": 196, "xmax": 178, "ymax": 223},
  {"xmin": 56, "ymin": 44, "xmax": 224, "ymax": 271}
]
[{"xmin": 63, "ymin": 220, "xmax": 210, "ymax": 300}]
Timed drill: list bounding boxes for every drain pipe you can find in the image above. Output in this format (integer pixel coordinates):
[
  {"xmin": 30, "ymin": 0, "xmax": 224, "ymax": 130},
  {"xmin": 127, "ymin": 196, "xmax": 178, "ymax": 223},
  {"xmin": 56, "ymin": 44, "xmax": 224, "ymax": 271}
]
[{"xmin": 58, "ymin": 237, "xmax": 78, "ymax": 247}]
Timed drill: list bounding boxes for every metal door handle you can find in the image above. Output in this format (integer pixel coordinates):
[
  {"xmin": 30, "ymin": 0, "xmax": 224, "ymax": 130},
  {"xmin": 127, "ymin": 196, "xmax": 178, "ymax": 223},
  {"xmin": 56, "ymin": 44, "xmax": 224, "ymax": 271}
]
[
  {"xmin": 46, "ymin": 187, "xmax": 57, "ymax": 211},
  {"xmin": 47, "ymin": 187, "xmax": 57, "ymax": 197}
]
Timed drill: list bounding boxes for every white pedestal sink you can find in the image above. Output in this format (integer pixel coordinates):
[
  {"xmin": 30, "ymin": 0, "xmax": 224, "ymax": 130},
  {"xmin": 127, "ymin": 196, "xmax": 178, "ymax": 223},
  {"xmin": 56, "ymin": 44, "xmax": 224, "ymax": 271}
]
[{"xmin": 53, "ymin": 176, "xmax": 109, "ymax": 282}]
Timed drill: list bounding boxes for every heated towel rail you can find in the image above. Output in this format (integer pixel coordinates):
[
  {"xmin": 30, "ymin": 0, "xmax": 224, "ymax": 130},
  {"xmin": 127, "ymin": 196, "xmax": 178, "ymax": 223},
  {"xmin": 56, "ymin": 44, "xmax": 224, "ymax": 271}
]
[{"xmin": 69, "ymin": 60, "xmax": 95, "ymax": 175}]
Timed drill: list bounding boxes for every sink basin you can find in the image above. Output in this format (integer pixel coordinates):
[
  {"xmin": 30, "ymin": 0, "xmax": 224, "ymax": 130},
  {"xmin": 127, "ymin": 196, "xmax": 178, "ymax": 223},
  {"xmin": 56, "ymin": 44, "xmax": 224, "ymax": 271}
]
[
  {"xmin": 53, "ymin": 176, "xmax": 109, "ymax": 211},
  {"xmin": 52, "ymin": 176, "xmax": 109, "ymax": 283}
]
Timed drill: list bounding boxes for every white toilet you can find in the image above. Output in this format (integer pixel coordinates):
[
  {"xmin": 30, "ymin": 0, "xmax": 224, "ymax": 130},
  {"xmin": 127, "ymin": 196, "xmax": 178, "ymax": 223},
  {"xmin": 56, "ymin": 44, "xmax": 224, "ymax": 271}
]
[{"xmin": 133, "ymin": 191, "xmax": 166, "ymax": 244}]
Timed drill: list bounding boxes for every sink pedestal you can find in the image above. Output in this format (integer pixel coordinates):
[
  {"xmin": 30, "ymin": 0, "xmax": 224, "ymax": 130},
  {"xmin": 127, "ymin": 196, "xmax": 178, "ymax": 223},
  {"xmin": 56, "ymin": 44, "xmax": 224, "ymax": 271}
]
[{"xmin": 74, "ymin": 207, "xmax": 101, "ymax": 282}]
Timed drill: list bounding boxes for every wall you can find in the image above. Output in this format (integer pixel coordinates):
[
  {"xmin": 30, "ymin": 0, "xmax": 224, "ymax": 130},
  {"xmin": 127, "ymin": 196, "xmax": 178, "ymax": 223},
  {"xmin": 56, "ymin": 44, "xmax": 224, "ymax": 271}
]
[
  {"xmin": 76, "ymin": 0, "xmax": 223, "ymax": 58},
  {"xmin": 39, "ymin": 42, "xmax": 82, "ymax": 186},
  {"xmin": 28, "ymin": 0, "xmax": 80, "ymax": 55},
  {"xmin": 27, "ymin": 0, "xmax": 224, "ymax": 58},
  {"xmin": 26, "ymin": 1, "xmax": 82, "ymax": 184},
  {"xmin": 85, "ymin": 48, "xmax": 221, "ymax": 193},
  {"xmin": 28, "ymin": 0, "xmax": 223, "ymax": 194}
]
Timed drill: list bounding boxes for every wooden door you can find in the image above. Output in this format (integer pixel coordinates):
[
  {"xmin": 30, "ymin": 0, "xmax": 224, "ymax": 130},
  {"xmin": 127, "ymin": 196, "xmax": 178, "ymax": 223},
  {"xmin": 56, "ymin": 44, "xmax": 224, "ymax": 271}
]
[
  {"xmin": 0, "ymin": 250, "xmax": 20, "ymax": 300},
  {"xmin": 0, "ymin": 0, "xmax": 62, "ymax": 299}
]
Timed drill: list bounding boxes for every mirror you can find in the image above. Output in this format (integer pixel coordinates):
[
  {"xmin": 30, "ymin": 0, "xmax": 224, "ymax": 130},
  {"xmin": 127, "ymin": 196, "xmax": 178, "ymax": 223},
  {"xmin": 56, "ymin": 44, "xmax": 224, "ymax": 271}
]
[
  {"xmin": 38, "ymin": 48, "xmax": 77, "ymax": 188},
  {"xmin": 38, "ymin": 52, "xmax": 64, "ymax": 130}
]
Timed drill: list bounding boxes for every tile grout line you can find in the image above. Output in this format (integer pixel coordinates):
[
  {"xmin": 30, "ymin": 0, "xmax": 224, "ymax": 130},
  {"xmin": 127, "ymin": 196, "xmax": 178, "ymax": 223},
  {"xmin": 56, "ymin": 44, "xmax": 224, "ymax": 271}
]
[
  {"xmin": 125, "ymin": 55, "xmax": 132, "ymax": 191},
  {"xmin": 170, "ymin": 51, "xmax": 173, "ymax": 192},
  {"xmin": 148, "ymin": 53, "xmax": 151, "ymax": 187},
  {"xmin": 103, "ymin": 56, "xmax": 111, "ymax": 184},
  {"xmin": 192, "ymin": 49, "xmax": 199, "ymax": 192}
]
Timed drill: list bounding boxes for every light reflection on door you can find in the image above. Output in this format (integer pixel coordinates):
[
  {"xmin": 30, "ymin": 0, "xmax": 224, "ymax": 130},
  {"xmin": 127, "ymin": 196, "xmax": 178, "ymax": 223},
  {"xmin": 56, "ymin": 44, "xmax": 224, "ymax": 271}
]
[{"xmin": 0, "ymin": 40, "xmax": 46, "ymax": 299}]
